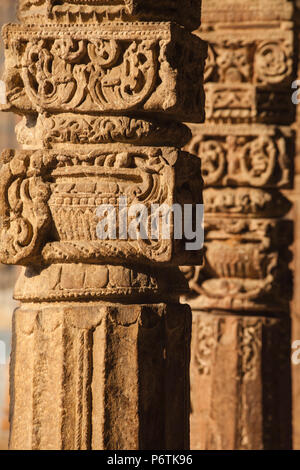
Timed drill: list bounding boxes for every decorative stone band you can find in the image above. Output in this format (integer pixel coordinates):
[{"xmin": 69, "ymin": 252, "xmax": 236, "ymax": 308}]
[
  {"xmin": 10, "ymin": 302, "xmax": 191, "ymax": 449},
  {"xmin": 204, "ymin": 85, "xmax": 294, "ymax": 125},
  {"xmin": 203, "ymin": 188, "xmax": 291, "ymax": 218},
  {"xmin": 0, "ymin": 146, "xmax": 203, "ymax": 266},
  {"xmin": 16, "ymin": 114, "xmax": 192, "ymax": 149},
  {"xmin": 18, "ymin": 0, "xmax": 202, "ymax": 31},
  {"xmin": 2, "ymin": 23, "xmax": 206, "ymax": 122},
  {"xmin": 201, "ymin": 0, "xmax": 293, "ymax": 24},
  {"xmin": 186, "ymin": 124, "xmax": 293, "ymax": 189},
  {"xmin": 202, "ymin": 35, "xmax": 293, "ymax": 87},
  {"xmin": 14, "ymin": 263, "xmax": 189, "ymax": 302},
  {"xmin": 182, "ymin": 217, "xmax": 292, "ymax": 313}
]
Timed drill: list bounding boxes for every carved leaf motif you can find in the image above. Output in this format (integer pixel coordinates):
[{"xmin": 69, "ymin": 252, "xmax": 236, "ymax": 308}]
[
  {"xmin": 0, "ymin": 151, "xmax": 51, "ymax": 265},
  {"xmin": 187, "ymin": 132, "xmax": 290, "ymax": 188},
  {"xmin": 51, "ymin": 39, "xmax": 87, "ymax": 63},
  {"xmin": 239, "ymin": 137, "xmax": 277, "ymax": 187},
  {"xmin": 22, "ymin": 40, "xmax": 76, "ymax": 107},
  {"xmin": 215, "ymin": 45, "xmax": 251, "ymax": 83},
  {"xmin": 199, "ymin": 140, "xmax": 226, "ymax": 185},
  {"xmin": 21, "ymin": 37, "xmax": 157, "ymax": 112},
  {"xmin": 89, "ymin": 40, "xmax": 157, "ymax": 110}
]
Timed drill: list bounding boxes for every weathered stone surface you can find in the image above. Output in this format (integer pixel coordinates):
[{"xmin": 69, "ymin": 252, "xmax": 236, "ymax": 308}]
[
  {"xmin": 10, "ymin": 302, "xmax": 191, "ymax": 450},
  {"xmin": 188, "ymin": 124, "xmax": 293, "ymax": 188},
  {"xmin": 201, "ymin": 0, "xmax": 293, "ymax": 23},
  {"xmin": 3, "ymin": 23, "xmax": 206, "ymax": 121},
  {"xmin": 0, "ymin": 146, "xmax": 202, "ymax": 267},
  {"xmin": 198, "ymin": 24, "xmax": 294, "ymax": 125},
  {"xmin": 18, "ymin": 0, "xmax": 202, "ymax": 30},
  {"xmin": 0, "ymin": 0, "xmax": 205, "ymax": 450}
]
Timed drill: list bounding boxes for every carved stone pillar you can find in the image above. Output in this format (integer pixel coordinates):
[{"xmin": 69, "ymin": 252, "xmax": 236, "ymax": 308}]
[
  {"xmin": 185, "ymin": 0, "xmax": 294, "ymax": 450},
  {"xmin": 0, "ymin": 0, "xmax": 205, "ymax": 450}
]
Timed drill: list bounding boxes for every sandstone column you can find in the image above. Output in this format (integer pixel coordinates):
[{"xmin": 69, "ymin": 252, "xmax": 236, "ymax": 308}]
[
  {"xmin": 0, "ymin": 0, "xmax": 205, "ymax": 450},
  {"xmin": 286, "ymin": 0, "xmax": 300, "ymax": 450},
  {"xmin": 184, "ymin": 0, "xmax": 294, "ymax": 450}
]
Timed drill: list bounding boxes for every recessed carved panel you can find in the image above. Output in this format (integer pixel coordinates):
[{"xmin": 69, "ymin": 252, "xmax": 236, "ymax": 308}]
[
  {"xmin": 204, "ymin": 39, "xmax": 293, "ymax": 86},
  {"xmin": 203, "ymin": 188, "xmax": 291, "ymax": 218},
  {"xmin": 184, "ymin": 217, "xmax": 292, "ymax": 313}
]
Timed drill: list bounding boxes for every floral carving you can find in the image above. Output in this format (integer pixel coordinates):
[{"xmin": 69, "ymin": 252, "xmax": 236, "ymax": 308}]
[
  {"xmin": 21, "ymin": 37, "xmax": 156, "ymax": 112},
  {"xmin": 215, "ymin": 44, "xmax": 251, "ymax": 83},
  {"xmin": 89, "ymin": 40, "xmax": 156, "ymax": 110},
  {"xmin": 203, "ymin": 38, "xmax": 293, "ymax": 87},
  {"xmin": 199, "ymin": 33, "xmax": 294, "ymax": 124},
  {"xmin": 0, "ymin": 150, "xmax": 51, "ymax": 265},
  {"xmin": 18, "ymin": 0, "xmax": 202, "ymax": 30},
  {"xmin": 0, "ymin": 147, "xmax": 203, "ymax": 267},
  {"xmin": 16, "ymin": 114, "xmax": 190, "ymax": 148},
  {"xmin": 254, "ymin": 41, "xmax": 293, "ymax": 85},
  {"xmin": 3, "ymin": 24, "xmax": 206, "ymax": 121},
  {"xmin": 187, "ymin": 130, "xmax": 291, "ymax": 188}
]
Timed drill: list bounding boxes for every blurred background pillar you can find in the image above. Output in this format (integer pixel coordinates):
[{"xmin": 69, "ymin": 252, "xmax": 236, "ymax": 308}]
[
  {"xmin": 290, "ymin": 0, "xmax": 300, "ymax": 450},
  {"xmin": 185, "ymin": 0, "xmax": 295, "ymax": 450}
]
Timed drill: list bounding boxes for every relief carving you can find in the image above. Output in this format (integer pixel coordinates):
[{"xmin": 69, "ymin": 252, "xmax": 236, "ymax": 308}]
[
  {"xmin": 0, "ymin": 146, "xmax": 203, "ymax": 267},
  {"xmin": 199, "ymin": 30, "xmax": 294, "ymax": 123},
  {"xmin": 16, "ymin": 114, "xmax": 191, "ymax": 148},
  {"xmin": 0, "ymin": 149, "xmax": 51, "ymax": 265},
  {"xmin": 187, "ymin": 0, "xmax": 294, "ymax": 451},
  {"xmin": 18, "ymin": 0, "xmax": 202, "ymax": 30},
  {"xmin": 3, "ymin": 24, "xmax": 206, "ymax": 121},
  {"xmin": 1, "ymin": 0, "xmax": 205, "ymax": 450},
  {"xmin": 187, "ymin": 126, "xmax": 292, "ymax": 188}
]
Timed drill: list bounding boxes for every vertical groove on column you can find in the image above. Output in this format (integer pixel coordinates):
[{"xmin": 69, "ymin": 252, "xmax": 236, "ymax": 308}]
[
  {"xmin": 104, "ymin": 306, "xmax": 140, "ymax": 450},
  {"xmin": 138, "ymin": 305, "xmax": 165, "ymax": 450}
]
